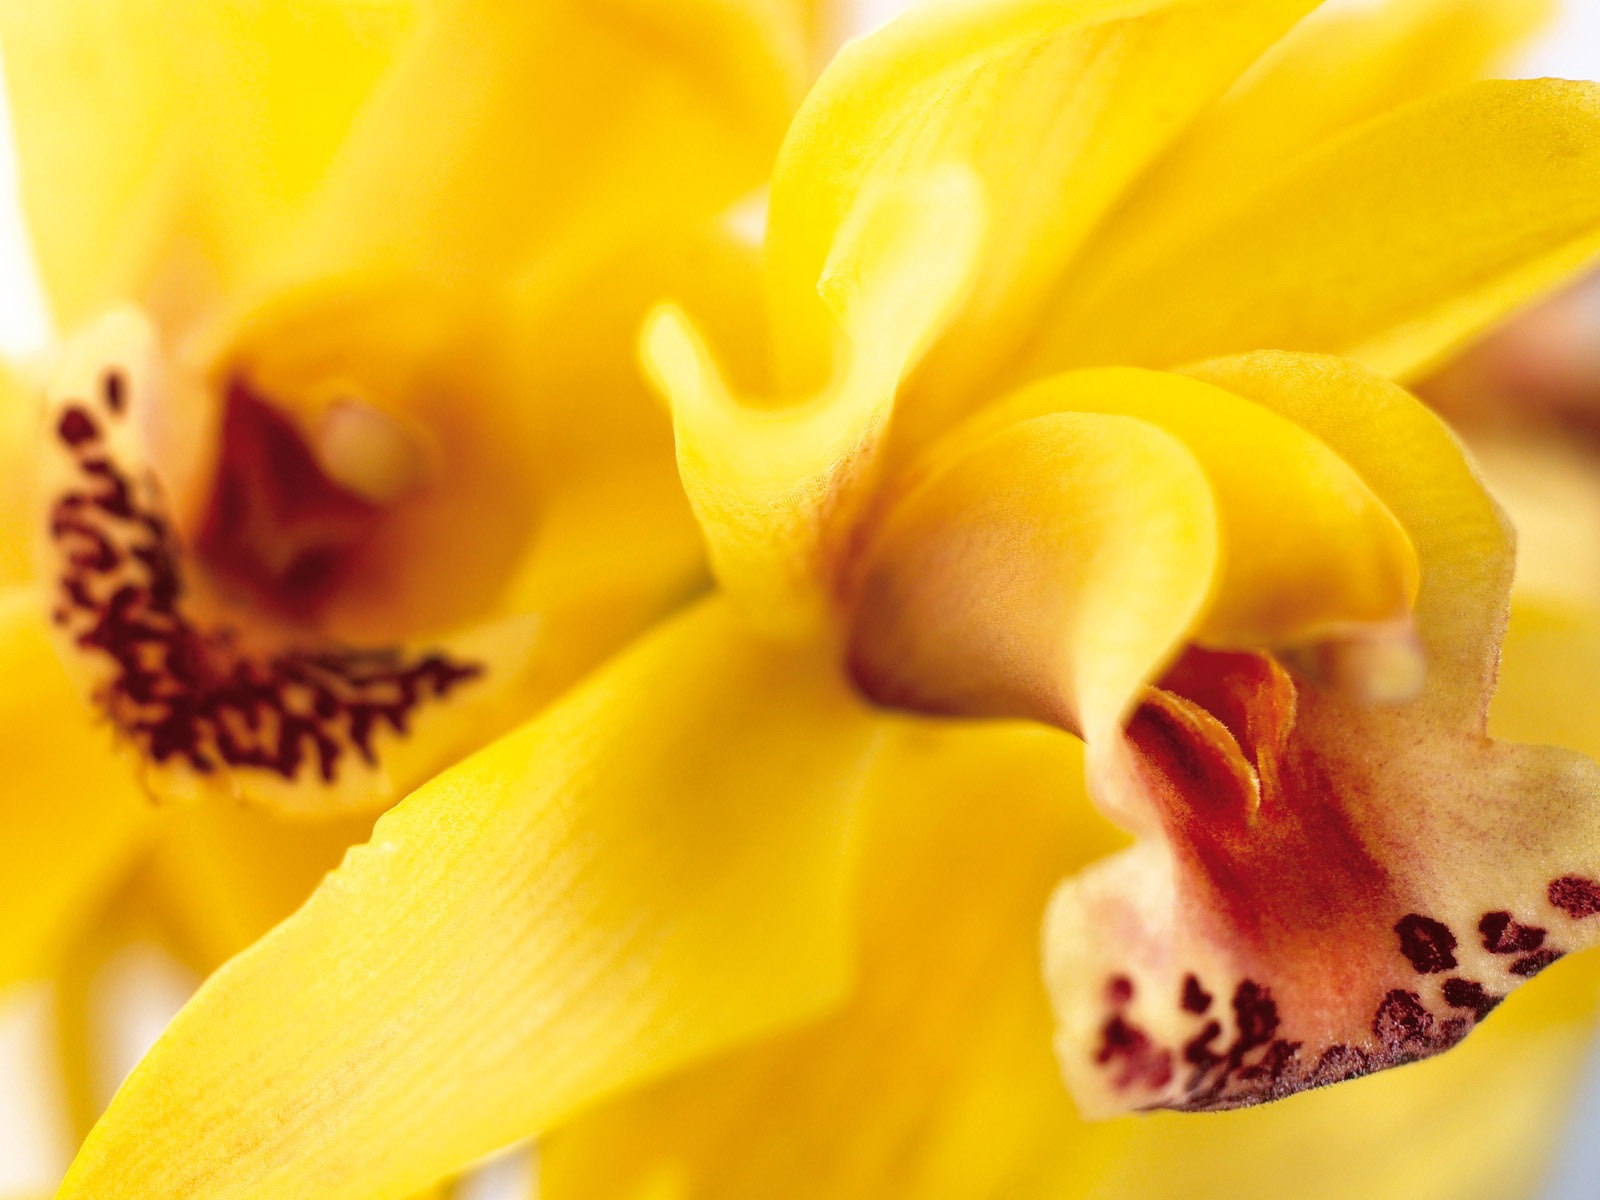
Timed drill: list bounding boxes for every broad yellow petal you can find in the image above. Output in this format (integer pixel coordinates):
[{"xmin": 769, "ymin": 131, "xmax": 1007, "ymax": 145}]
[
  {"xmin": 1029, "ymin": 80, "xmax": 1600, "ymax": 381},
  {"xmin": 280, "ymin": 0, "xmax": 807, "ymax": 292},
  {"xmin": 0, "ymin": 0, "xmax": 416, "ymax": 328},
  {"xmin": 763, "ymin": 0, "xmax": 1317, "ymax": 410},
  {"xmin": 1044, "ymin": 354, "xmax": 1600, "ymax": 1114},
  {"xmin": 61, "ymin": 598, "xmax": 883, "ymax": 1200},
  {"xmin": 541, "ymin": 719, "xmax": 1127, "ymax": 1200},
  {"xmin": 1090, "ymin": 0, "xmax": 1551, "ymax": 281},
  {"xmin": 0, "ymin": 586, "xmax": 152, "ymax": 986}
]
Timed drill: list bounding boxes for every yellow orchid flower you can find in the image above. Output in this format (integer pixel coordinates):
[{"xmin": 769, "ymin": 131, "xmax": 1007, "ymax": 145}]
[
  {"xmin": 39, "ymin": 0, "xmax": 1600, "ymax": 1197},
  {"xmin": 0, "ymin": 0, "xmax": 820, "ymax": 1155}
]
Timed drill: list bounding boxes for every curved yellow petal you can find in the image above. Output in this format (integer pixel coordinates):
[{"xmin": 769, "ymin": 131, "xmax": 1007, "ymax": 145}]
[
  {"xmin": 541, "ymin": 719, "xmax": 1127, "ymax": 1200},
  {"xmin": 647, "ymin": 166, "xmax": 985, "ymax": 635},
  {"xmin": 763, "ymin": 0, "xmax": 1317, "ymax": 414},
  {"xmin": 945, "ymin": 368, "xmax": 1420, "ymax": 649},
  {"xmin": 0, "ymin": 0, "xmax": 417, "ymax": 327},
  {"xmin": 0, "ymin": 586, "xmax": 152, "ymax": 986},
  {"xmin": 846, "ymin": 367, "xmax": 1415, "ymax": 749},
  {"xmin": 844, "ymin": 407, "xmax": 1218, "ymax": 747},
  {"xmin": 1031, "ymin": 80, "xmax": 1600, "ymax": 381},
  {"xmin": 280, "ymin": 0, "xmax": 807, "ymax": 291},
  {"xmin": 60, "ymin": 598, "xmax": 883, "ymax": 1200}
]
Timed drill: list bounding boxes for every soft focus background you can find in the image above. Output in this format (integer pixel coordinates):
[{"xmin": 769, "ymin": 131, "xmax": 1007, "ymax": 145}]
[{"xmin": 1, "ymin": 0, "xmax": 1599, "ymax": 1195}]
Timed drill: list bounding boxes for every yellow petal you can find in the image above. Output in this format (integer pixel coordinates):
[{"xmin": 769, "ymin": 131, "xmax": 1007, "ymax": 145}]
[
  {"xmin": 845, "ymin": 367, "xmax": 1416, "ymax": 746},
  {"xmin": 0, "ymin": 359, "xmax": 40, "ymax": 588},
  {"xmin": 647, "ymin": 166, "xmax": 986, "ymax": 635},
  {"xmin": 0, "ymin": 586, "xmax": 152, "ymax": 986},
  {"xmin": 1044, "ymin": 353, "xmax": 1600, "ymax": 1114},
  {"xmin": 136, "ymin": 804, "xmax": 377, "ymax": 974},
  {"xmin": 1030, "ymin": 80, "xmax": 1600, "ymax": 381},
  {"xmin": 762, "ymin": 0, "xmax": 1317, "ymax": 413},
  {"xmin": 1088, "ymin": 0, "xmax": 1552, "ymax": 289},
  {"xmin": 541, "ymin": 718, "xmax": 1127, "ymax": 1200},
  {"xmin": 1491, "ymin": 599, "xmax": 1600, "ymax": 764},
  {"xmin": 0, "ymin": 0, "xmax": 417, "ymax": 327},
  {"xmin": 845, "ymin": 407, "xmax": 1217, "ymax": 746},
  {"xmin": 61, "ymin": 598, "xmax": 883, "ymax": 1200},
  {"xmin": 280, "ymin": 0, "xmax": 807, "ymax": 291}
]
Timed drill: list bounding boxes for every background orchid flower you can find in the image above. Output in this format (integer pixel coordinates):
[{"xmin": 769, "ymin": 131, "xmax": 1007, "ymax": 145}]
[
  {"xmin": 0, "ymin": 0, "xmax": 827, "ymax": 1158},
  {"xmin": 41, "ymin": 0, "xmax": 1600, "ymax": 1197}
]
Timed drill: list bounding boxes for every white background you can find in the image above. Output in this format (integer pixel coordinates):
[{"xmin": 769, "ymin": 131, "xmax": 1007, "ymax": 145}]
[{"xmin": 1, "ymin": 1, "xmax": 1599, "ymax": 1195}]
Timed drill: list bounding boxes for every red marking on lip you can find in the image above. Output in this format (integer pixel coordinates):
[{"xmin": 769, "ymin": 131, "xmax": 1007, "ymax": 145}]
[
  {"xmin": 47, "ymin": 379, "xmax": 482, "ymax": 787},
  {"xmin": 1394, "ymin": 913, "xmax": 1458, "ymax": 974},
  {"xmin": 1549, "ymin": 876, "xmax": 1600, "ymax": 920},
  {"xmin": 1478, "ymin": 910, "xmax": 1547, "ymax": 954},
  {"xmin": 1181, "ymin": 973, "xmax": 1212, "ymax": 1014}
]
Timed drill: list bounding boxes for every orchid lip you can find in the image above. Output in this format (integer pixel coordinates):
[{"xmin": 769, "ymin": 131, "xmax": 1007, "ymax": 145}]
[{"xmin": 42, "ymin": 313, "xmax": 484, "ymax": 800}]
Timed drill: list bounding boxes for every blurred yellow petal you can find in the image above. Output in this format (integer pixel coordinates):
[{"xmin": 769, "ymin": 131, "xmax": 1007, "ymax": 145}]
[
  {"xmin": 1492, "ymin": 600, "xmax": 1600, "ymax": 764},
  {"xmin": 762, "ymin": 0, "xmax": 1316, "ymax": 407},
  {"xmin": 62, "ymin": 598, "xmax": 883, "ymax": 1200},
  {"xmin": 542, "ymin": 719, "xmax": 1128, "ymax": 1200},
  {"xmin": 0, "ymin": 360, "xmax": 40, "ymax": 588},
  {"xmin": 647, "ymin": 166, "xmax": 985, "ymax": 635},
  {"xmin": 1030, "ymin": 80, "xmax": 1600, "ymax": 380},
  {"xmin": 1090, "ymin": 0, "xmax": 1551, "ymax": 280},
  {"xmin": 1045, "ymin": 354, "xmax": 1600, "ymax": 1114},
  {"xmin": 0, "ymin": 0, "xmax": 417, "ymax": 327},
  {"xmin": 283, "ymin": 0, "xmax": 807, "ymax": 290},
  {"xmin": 137, "ymin": 804, "xmax": 377, "ymax": 973},
  {"xmin": 0, "ymin": 587, "xmax": 152, "ymax": 986}
]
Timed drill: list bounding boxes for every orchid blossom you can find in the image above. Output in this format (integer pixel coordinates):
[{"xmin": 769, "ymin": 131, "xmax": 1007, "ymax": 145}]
[
  {"xmin": 20, "ymin": 0, "xmax": 1600, "ymax": 1197},
  {"xmin": 0, "ymin": 0, "xmax": 822, "ymax": 1167}
]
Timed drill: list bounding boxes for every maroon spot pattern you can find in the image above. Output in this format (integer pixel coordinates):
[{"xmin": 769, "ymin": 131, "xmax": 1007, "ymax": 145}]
[
  {"xmin": 1549, "ymin": 876, "xmax": 1600, "ymax": 920},
  {"xmin": 1394, "ymin": 913, "xmax": 1457, "ymax": 973},
  {"xmin": 47, "ymin": 377, "xmax": 481, "ymax": 785},
  {"xmin": 1092, "ymin": 886, "xmax": 1597, "ymax": 1111},
  {"xmin": 1479, "ymin": 911, "xmax": 1546, "ymax": 954}
]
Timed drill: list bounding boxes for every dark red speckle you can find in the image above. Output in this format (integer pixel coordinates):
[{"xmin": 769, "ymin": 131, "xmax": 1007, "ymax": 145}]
[
  {"xmin": 1549, "ymin": 876, "xmax": 1600, "ymax": 920},
  {"xmin": 1106, "ymin": 975, "xmax": 1135, "ymax": 1006},
  {"xmin": 1442, "ymin": 977, "xmax": 1499, "ymax": 1021},
  {"xmin": 1479, "ymin": 911, "xmax": 1547, "ymax": 954},
  {"xmin": 1096, "ymin": 1014, "xmax": 1173, "ymax": 1092},
  {"xmin": 48, "ymin": 390, "xmax": 482, "ymax": 786},
  {"xmin": 1181, "ymin": 973, "xmax": 1212, "ymax": 1014},
  {"xmin": 1372, "ymin": 989, "xmax": 1434, "ymax": 1053},
  {"xmin": 58, "ymin": 407, "xmax": 99, "ymax": 447},
  {"xmin": 102, "ymin": 369, "xmax": 126, "ymax": 414},
  {"xmin": 1510, "ymin": 948, "xmax": 1563, "ymax": 977},
  {"xmin": 1394, "ymin": 913, "xmax": 1457, "ymax": 974}
]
